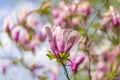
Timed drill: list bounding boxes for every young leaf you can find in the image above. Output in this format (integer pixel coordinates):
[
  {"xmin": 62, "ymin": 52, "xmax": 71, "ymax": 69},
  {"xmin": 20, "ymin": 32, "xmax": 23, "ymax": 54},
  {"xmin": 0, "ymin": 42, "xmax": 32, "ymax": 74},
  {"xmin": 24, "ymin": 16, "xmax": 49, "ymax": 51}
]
[
  {"xmin": 78, "ymin": 27, "xmax": 87, "ymax": 37},
  {"xmin": 46, "ymin": 51, "xmax": 56, "ymax": 60},
  {"xmin": 59, "ymin": 52, "xmax": 70, "ymax": 61},
  {"xmin": 107, "ymin": 70, "xmax": 117, "ymax": 79}
]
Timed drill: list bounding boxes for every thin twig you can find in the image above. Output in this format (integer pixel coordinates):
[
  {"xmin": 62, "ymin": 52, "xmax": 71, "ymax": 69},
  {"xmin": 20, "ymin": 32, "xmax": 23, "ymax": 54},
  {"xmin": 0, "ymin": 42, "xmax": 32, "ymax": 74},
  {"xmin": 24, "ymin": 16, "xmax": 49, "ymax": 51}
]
[
  {"xmin": 84, "ymin": 1, "xmax": 108, "ymax": 79},
  {"xmin": 85, "ymin": 36, "xmax": 92, "ymax": 80},
  {"xmin": 60, "ymin": 60, "xmax": 70, "ymax": 80},
  {"xmin": 87, "ymin": 50, "xmax": 92, "ymax": 80},
  {"xmin": 87, "ymin": 0, "xmax": 108, "ymax": 27}
]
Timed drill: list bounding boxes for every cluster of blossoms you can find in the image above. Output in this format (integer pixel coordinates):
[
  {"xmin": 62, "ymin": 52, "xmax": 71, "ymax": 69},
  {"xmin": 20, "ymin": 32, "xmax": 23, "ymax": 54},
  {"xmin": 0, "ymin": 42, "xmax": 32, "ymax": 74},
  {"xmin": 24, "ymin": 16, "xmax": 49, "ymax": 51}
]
[
  {"xmin": 52, "ymin": 1, "xmax": 92, "ymax": 28},
  {"xmin": 2, "ymin": 0, "xmax": 120, "ymax": 80},
  {"xmin": 3, "ymin": 10, "xmax": 46, "ymax": 52},
  {"xmin": 46, "ymin": 25, "xmax": 86, "ymax": 72},
  {"xmin": 103, "ymin": 6, "xmax": 120, "ymax": 27}
]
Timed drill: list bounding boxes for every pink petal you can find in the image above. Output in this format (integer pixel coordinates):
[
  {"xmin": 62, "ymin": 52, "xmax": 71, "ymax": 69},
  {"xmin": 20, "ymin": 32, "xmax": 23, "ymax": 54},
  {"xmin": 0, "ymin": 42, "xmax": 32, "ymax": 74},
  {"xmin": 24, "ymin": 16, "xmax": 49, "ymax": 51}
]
[
  {"xmin": 46, "ymin": 26, "xmax": 59, "ymax": 57},
  {"xmin": 53, "ymin": 26, "xmax": 64, "ymax": 53},
  {"xmin": 64, "ymin": 30, "xmax": 80, "ymax": 53},
  {"xmin": 71, "ymin": 54, "xmax": 86, "ymax": 72},
  {"xmin": 75, "ymin": 54, "xmax": 86, "ymax": 66},
  {"xmin": 14, "ymin": 31, "xmax": 20, "ymax": 42}
]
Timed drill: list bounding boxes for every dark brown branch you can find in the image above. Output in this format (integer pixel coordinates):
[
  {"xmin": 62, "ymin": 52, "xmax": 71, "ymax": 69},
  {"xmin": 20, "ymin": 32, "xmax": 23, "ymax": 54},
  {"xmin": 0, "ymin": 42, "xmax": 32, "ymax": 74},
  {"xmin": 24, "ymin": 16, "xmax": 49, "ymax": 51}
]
[{"xmin": 60, "ymin": 60, "xmax": 70, "ymax": 80}]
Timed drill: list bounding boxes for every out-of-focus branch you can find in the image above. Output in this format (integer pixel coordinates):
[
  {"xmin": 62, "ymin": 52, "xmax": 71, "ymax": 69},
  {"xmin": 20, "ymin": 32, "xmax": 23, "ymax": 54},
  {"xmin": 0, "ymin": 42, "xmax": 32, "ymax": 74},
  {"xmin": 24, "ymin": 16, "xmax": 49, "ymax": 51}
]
[
  {"xmin": 87, "ymin": 0, "xmax": 108, "ymax": 27},
  {"xmin": 84, "ymin": 36, "xmax": 92, "ymax": 80}
]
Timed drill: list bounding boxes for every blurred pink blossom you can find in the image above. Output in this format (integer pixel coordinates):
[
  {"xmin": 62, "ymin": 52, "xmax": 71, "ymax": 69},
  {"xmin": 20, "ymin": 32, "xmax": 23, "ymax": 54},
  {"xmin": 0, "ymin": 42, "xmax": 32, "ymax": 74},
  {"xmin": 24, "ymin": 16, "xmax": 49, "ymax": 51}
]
[
  {"xmin": 77, "ymin": 1, "xmax": 92, "ymax": 17},
  {"xmin": 2, "ymin": 62, "xmax": 12, "ymax": 74},
  {"xmin": 103, "ymin": 6, "xmax": 120, "ymax": 27},
  {"xmin": 96, "ymin": 61, "xmax": 108, "ymax": 79},
  {"xmin": 70, "ymin": 53, "xmax": 86, "ymax": 72},
  {"xmin": 3, "ymin": 10, "xmax": 46, "ymax": 52},
  {"xmin": 52, "ymin": 2, "xmax": 71, "ymax": 26}
]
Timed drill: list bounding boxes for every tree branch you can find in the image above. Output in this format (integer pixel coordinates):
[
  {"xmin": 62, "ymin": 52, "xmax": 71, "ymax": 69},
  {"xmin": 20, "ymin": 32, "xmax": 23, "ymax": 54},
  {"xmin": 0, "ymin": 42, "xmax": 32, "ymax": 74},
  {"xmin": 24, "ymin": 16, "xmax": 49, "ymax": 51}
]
[{"xmin": 60, "ymin": 60, "xmax": 70, "ymax": 80}]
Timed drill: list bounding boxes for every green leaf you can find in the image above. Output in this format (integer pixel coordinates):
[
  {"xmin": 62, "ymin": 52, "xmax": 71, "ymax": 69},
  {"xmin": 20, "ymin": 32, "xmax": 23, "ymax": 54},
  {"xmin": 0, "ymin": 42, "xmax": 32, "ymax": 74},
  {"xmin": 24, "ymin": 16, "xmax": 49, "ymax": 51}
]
[
  {"xmin": 56, "ymin": 58, "xmax": 61, "ymax": 64},
  {"xmin": 78, "ymin": 27, "xmax": 87, "ymax": 37},
  {"xmin": 107, "ymin": 71, "xmax": 117, "ymax": 79},
  {"xmin": 46, "ymin": 51, "xmax": 56, "ymax": 60},
  {"xmin": 117, "ymin": 54, "xmax": 120, "ymax": 63},
  {"xmin": 110, "ymin": 36, "xmax": 119, "ymax": 46},
  {"xmin": 59, "ymin": 52, "xmax": 70, "ymax": 60},
  {"xmin": 36, "ymin": 0, "xmax": 51, "ymax": 15},
  {"xmin": 41, "ymin": 76, "xmax": 48, "ymax": 80}
]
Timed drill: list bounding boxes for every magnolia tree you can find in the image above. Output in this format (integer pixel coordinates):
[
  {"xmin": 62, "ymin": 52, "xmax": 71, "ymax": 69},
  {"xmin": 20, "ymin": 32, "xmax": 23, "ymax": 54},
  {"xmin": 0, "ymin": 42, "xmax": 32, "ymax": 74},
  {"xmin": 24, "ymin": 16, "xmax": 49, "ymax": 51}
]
[{"xmin": 1, "ymin": 0, "xmax": 120, "ymax": 80}]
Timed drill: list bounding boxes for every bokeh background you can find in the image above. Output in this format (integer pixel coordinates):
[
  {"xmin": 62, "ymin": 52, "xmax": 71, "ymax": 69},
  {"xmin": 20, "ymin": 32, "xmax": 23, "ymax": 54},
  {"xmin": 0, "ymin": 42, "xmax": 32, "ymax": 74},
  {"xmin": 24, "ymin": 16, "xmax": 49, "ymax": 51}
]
[
  {"xmin": 1, "ymin": 0, "xmax": 120, "ymax": 80},
  {"xmin": 0, "ymin": 0, "xmax": 61, "ymax": 80}
]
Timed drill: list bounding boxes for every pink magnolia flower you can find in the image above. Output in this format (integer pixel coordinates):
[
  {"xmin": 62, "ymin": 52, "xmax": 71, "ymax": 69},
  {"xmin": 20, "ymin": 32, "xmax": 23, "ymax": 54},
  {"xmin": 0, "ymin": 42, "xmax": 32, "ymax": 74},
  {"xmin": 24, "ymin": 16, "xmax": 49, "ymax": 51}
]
[
  {"xmin": 52, "ymin": 2, "xmax": 70, "ymax": 26},
  {"xmin": 103, "ymin": 6, "xmax": 120, "ymax": 27},
  {"xmin": 70, "ymin": 53, "xmax": 86, "ymax": 72},
  {"xmin": 13, "ymin": 30, "xmax": 20, "ymax": 42},
  {"xmin": 3, "ymin": 17, "xmax": 11, "ymax": 32},
  {"xmin": 2, "ymin": 65, "xmax": 9, "ymax": 74},
  {"xmin": 77, "ymin": 1, "xmax": 92, "ymax": 17},
  {"xmin": 27, "ymin": 36, "xmax": 40, "ymax": 52},
  {"xmin": 38, "ymin": 27, "xmax": 47, "ymax": 41},
  {"xmin": 102, "ymin": 44, "xmax": 120, "ymax": 62},
  {"xmin": 39, "ymin": 31, "xmax": 46, "ymax": 41},
  {"xmin": 112, "ymin": 14, "xmax": 120, "ymax": 27},
  {"xmin": 46, "ymin": 25, "xmax": 80, "ymax": 57},
  {"xmin": 26, "ymin": 13, "xmax": 42, "ymax": 30},
  {"xmin": 23, "ymin": 33, "xmax": 29, "ymax": 44},
  {"xmin": 3, "ymin": 15, "xmax": 18, "ymax": 33},
  {"xmin": 3, "ymin": 10, "xmax": 47, "ymax": 52},
  {"xmin": 97, "ymin": 62, "xmax": 108, "ymax": 73},
  {"xmin": 2, "ymin": 62, "xmax": 12, "ymax": 74},
  {"xmin": 96, "ymin": 61, "xmax": 108, "ymax": 79},
  {"xmin": 11, "ymin": 26, "xmax": 28, "ymax": 43},
  {"xmin": 12, "ymin": 29, "xmax": 20, "ymax": 42},
  {"xmin": 109, "ymin": 44, "xmax": 120, "ymax": 62}
]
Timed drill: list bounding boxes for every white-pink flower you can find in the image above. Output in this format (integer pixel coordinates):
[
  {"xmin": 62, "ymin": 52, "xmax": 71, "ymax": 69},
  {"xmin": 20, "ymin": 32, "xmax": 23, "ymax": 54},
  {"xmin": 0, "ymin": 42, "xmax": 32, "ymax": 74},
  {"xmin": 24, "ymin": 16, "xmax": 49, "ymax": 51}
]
[
  {"xmin": 70, "ymin": 53, "xmax": 86, "ymax": 72},
  {"xmin": 46, "ymin": 25, "xmax": 80, "ymax": 57}
]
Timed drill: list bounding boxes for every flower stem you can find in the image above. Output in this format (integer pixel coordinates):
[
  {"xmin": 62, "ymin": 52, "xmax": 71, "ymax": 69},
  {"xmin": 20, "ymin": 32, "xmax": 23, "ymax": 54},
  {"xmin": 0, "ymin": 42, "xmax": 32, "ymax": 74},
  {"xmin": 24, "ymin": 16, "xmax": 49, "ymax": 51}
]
[
  {"xmin": 60, "ymin": 60, "xmax": 70, "ymax": 80},
  {"xmin": 85, "ymin": 37, "xmax": 92, "ymax": 80},
  {"xmin": 87, "ymin": 51, "xmax": 92, "ymax": 80}
]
